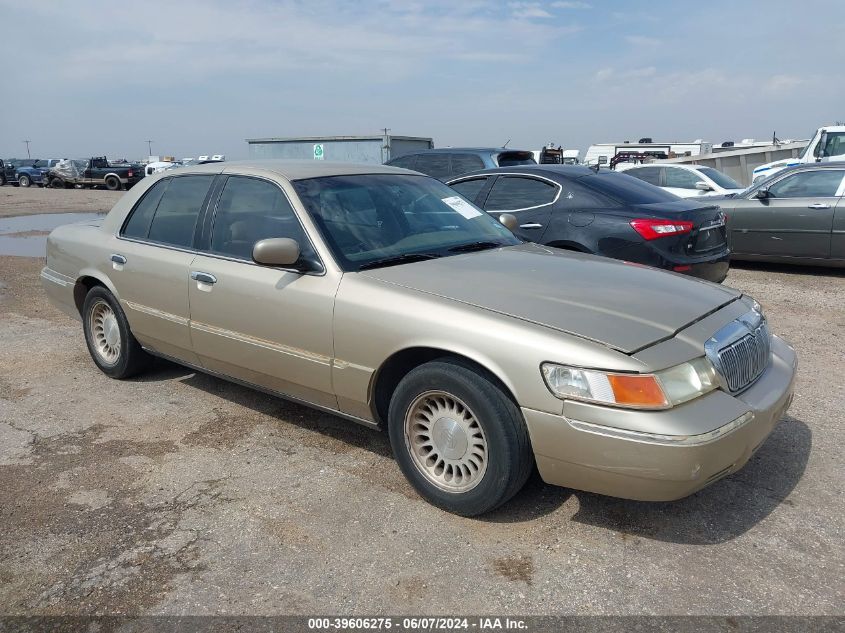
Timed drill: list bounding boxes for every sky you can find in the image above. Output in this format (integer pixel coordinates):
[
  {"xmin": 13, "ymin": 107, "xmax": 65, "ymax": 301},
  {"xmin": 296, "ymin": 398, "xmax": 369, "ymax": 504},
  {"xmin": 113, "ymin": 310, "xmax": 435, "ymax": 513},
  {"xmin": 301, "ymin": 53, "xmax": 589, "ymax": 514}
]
[{"xmin": 1, "ymin": 0, "xmax": 843, "ymax": 161}]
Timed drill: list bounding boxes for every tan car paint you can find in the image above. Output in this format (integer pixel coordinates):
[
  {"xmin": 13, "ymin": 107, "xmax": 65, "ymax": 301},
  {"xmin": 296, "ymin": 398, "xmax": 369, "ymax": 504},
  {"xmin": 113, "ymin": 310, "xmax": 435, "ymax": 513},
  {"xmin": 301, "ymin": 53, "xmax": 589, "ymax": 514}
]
[{"xmin": 41, "ymin": 160, "xmax": 797, "ymax": 502}]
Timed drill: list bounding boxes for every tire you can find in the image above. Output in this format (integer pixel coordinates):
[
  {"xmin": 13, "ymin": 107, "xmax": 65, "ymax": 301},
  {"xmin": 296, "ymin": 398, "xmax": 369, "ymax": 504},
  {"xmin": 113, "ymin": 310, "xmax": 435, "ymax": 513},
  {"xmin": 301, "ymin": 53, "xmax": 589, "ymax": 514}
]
[
  {"xmin": 18, "ymin": 174, "xmax": 31, "ymax": 187},
  {"xmin": 81, "ymin": 286, "xmax": 150, "ymax": 379},
  {"xmin": 388, "ymin": 359, "xmax": 534, "ymax": 516},
  {"xmin": 105, "ymin": 175, "xmax": 120, "ymax": 191},
  {"xmin": 49, "ymin": 177, "xmax": 64, "ymax": 189}
]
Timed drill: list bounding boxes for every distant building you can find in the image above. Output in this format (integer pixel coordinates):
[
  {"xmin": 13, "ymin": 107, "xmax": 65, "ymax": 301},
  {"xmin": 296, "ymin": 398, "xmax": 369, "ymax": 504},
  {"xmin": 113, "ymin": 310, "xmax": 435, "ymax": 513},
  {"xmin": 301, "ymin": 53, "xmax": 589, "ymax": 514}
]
[{"xmin": 245, "ymin": 134, "xmax": 434, "ymax": 164}]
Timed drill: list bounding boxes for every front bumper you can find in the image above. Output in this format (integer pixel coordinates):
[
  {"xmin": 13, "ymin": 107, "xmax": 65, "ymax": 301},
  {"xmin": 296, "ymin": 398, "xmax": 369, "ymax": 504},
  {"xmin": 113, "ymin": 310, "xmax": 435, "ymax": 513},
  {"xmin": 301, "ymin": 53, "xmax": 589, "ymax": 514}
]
[{"xmin": 523, "ymin": 335, "xmax": 797, "ymax": 501}]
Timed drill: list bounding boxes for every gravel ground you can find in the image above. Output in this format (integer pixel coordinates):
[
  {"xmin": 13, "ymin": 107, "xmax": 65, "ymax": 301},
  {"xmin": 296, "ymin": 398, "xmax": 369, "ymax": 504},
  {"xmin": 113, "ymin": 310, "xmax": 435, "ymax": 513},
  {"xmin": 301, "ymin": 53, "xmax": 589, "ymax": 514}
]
[
  {"xmin": 0, "ymin": 190, "xmax": 842, "ymax": 617},
  {"xmin": 0, "ymin": 186, "xmax": 123, "ymax": 217}
]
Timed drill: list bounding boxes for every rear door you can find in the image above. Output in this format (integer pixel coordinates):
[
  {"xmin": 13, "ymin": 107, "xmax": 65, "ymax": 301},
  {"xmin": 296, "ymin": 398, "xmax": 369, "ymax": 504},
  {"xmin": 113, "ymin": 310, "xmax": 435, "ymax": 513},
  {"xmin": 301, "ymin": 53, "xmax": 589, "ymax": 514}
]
[
  {"xmin": 663, "ymin": 166, "xmax": 704, "ymax": 198},
  {"xmin": 113, "ymin": 174, "xmax": 216, "ymax": 362},
  {"xmin": 478, "ymin": 175, "xmax": 558, "ymax": 241},
  {"xmin": 730, "ymin": 168, "xmax": 844, "ymax": 258}
]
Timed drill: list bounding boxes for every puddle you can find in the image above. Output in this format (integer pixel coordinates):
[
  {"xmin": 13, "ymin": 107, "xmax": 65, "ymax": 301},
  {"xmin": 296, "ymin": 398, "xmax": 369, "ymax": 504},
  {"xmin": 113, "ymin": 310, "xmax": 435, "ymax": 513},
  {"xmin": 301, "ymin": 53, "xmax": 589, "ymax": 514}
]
[{"xmin": 0, "ymin": 213, "xmax": 104, "ymax": 257}]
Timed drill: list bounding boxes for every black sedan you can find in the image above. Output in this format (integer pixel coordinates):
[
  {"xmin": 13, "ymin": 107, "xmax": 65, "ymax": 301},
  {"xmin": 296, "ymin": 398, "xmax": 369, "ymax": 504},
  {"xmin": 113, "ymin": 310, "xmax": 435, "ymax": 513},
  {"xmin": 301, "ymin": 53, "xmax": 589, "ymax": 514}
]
[{"xmin": 447, "ymin": 165, "xmax": 730, "ymax": 282}]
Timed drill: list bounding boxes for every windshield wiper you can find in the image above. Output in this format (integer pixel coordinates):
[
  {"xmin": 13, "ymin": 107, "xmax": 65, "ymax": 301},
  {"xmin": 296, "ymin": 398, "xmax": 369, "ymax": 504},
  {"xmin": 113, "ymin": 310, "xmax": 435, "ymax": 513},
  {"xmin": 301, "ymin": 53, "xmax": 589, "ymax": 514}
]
[
  {"xmin": 358, "ymin": 252, "xmax": 442, "ymax": 271},
  {"xmin": 448, "ymin": 240, "xmax": 505, "ymax": 253}
]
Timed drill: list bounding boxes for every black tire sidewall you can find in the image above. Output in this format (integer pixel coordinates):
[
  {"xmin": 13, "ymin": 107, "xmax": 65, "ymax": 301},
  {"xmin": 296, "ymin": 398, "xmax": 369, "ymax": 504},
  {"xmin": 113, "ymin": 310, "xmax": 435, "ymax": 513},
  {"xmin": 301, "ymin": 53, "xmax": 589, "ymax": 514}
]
[
  {"xmin": 105, "ymin": 176, "xmax": 119, "ymax": 191},
  {"xmin": 388, "ymin": 360, "xmax": 532, "ymax": 516},
  {"xmin": 82, "ymin": 287, "xmax": 139, "ymax": 379}
]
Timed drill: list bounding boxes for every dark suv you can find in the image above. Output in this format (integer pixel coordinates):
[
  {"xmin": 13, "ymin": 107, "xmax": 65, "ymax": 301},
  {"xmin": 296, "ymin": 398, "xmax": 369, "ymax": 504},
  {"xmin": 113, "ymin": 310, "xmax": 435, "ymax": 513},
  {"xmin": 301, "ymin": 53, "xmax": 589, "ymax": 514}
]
[
  {"xmin": 447, "ymin": 165, "xmax": 730, "ymax": 282},
  {"xmin": 386, "ymin": 147, "xmax": 535, "ymax": 181}
]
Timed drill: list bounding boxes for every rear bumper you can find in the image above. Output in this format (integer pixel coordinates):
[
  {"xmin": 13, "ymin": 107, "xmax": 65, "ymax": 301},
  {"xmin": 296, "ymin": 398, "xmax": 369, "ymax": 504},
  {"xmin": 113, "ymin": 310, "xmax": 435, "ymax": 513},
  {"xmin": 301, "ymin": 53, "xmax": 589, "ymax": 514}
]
[
  {"xmin": 523, "ymin": 336, "xmax": 797, "ymax": 501},
  {"xmin": 40, "ymin": 266, "xmax": 80, "ymax": 321},
  {"xmin": 601, "ymin": 244, "xmax": 731, "ymax": 283}
]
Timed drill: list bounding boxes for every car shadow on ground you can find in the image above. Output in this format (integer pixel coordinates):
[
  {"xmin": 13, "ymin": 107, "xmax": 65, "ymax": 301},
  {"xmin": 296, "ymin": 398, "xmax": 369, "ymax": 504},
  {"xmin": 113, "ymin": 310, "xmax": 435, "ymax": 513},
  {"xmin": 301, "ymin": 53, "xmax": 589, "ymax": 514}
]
[
  {"xmin": 730, "ymin": 259, "xmax": 845, "ymax": 277},
  {"xmin": 484, "ymin": 415, "xmax": 811, "ymax": 545},
  {"xmin": 134, "ymin": 359, "xmax": 811, "ymax": 545}
]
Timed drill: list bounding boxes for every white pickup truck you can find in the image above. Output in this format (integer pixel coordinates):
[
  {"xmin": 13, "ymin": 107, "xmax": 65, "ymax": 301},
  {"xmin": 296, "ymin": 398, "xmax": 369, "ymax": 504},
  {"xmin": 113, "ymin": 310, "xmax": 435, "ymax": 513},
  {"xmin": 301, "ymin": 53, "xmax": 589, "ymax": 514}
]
[{"xmin": 752, "ymin": 125, "xmax": 845, "ymax": 183}]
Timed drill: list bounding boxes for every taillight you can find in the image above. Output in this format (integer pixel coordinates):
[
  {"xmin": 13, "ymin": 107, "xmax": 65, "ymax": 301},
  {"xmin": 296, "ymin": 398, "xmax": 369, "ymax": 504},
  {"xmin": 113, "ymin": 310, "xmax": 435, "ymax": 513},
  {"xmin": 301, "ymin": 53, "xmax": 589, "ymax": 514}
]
[
  {"xmin": 127, "ymin": 170, "xmax": 134, "ymax": 177},
  {"xmin": 630, "ymin": 218, "xmax": 694, "ymax": 240}
]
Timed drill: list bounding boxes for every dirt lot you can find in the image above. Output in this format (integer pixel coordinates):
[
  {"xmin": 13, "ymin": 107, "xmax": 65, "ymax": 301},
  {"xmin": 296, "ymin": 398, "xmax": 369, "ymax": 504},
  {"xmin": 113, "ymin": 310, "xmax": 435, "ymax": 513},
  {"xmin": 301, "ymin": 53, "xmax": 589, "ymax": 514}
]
[
  {"xmin": 0, "ymin": 186, "xmax": 123, "ymax": 217},
  {"xmin": 0, "ymin": 189, "xmax": 843, "ymax": 617}
]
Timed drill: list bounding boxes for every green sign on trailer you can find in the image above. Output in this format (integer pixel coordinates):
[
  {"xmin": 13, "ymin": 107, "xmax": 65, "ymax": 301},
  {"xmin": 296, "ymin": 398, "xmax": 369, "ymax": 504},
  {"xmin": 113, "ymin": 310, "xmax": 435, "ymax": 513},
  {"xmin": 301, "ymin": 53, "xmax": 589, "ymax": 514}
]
[{"xmin": 313, "ymin": 144, "xmax": 324, "ymax": 160}]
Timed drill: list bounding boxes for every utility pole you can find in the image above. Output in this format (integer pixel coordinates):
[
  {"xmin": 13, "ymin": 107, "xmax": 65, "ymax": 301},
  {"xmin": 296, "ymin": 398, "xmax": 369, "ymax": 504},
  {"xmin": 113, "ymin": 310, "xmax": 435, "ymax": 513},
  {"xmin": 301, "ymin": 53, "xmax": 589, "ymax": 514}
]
[
  {"xmin": 23, "ymin": 140, "xmax": 31, "ymax": 158},
  {"xmin": 145, "ymin": 140, "xmax": 154, "ymax": 157},
  {"xmin": 382, "ymin": 128, "xmax": 391, "ymax": 163}
]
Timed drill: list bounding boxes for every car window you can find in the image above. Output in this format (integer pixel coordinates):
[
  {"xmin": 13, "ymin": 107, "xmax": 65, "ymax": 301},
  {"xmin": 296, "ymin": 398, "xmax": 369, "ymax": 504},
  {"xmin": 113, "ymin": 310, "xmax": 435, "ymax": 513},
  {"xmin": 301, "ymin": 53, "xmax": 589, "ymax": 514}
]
[
  {"xmin": 449, "ymin": 177, "xmax": 488, "ymax": 203},
  {"xmin": 556, "ymin": 180, "xmax": 619, "ymax": 210},
  {"xmin": 210, "ymin": 176, "xmax": 314, "ymax": 262},
  {"xmin": 664, "ymin": 168, "xmax": 701, "ymax": 189},
  {"xmin": 484, "ymin": 176, "xmax": 558, "ymax": 211},
  {"xmin": 767, "ymin": 170, "xmax": 845, "ymax": 198},
  {"xmin": 625, "ymin": 166, "xmax": 661, "ymax": 186},
  {"xmin": 815, "ymin": 132, "xmax": 845, "ymax": 159},
  {"xmin": 450, "ymin": 154, "xmax": 485, "ymax": 176},
  {"xmin": 121, "ymin": 179, "xmax": 170, "ymax": 239},
  {"xmin": 146, "ymin": 175, "xmax": 213, "ymax": 247},
  {"xmin": 698, "ymin": 167, "xmax": 741, "ymax": 190},
  {"xmin": 388, "ymin": 154, "xmax": 418, "ymax": 170},
  {"xmin": 414, "ymin": 154, "xmax": 451, "ymax": 180}
]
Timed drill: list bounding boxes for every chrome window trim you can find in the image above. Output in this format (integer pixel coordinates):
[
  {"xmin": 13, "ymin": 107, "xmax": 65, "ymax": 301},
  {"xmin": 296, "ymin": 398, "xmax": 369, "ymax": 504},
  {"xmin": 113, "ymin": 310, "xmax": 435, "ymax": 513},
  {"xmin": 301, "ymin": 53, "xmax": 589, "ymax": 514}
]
[{"xmin": 475, "ymin": 172, "xmax": 562, "ymax": 213}]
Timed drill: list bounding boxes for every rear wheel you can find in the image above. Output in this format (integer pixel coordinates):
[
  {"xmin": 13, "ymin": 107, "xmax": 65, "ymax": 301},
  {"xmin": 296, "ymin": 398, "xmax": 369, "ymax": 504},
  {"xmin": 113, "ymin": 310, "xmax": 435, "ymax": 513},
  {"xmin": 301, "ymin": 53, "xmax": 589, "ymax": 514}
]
[
  {"xmin": 82, "ymin": 286, "xmax": 150, "ymax": 379},
  {"xmin": 18, "ymin": 174, "xmax": 31, "ymax": 187},
  {"xmin": 388, "ymin": 359, "xmax": 533, "ymax": 516},
  {"xmin": 105, "ymin": 175, "xmax": 120, "ymax": 191}
]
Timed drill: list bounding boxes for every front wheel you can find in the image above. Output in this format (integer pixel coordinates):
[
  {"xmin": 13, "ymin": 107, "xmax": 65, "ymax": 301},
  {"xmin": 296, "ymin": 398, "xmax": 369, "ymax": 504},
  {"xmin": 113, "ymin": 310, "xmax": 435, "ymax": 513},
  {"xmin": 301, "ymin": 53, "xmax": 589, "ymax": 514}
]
[
  {"xmin": 82, "ymin": 286, "xmax": 150, "ymax": 379},
  {"xmin": 18, "ymin": 174, "xmax": 31, "ymax": 187},
  {"xmin": 388, "ymin": 359, "xmax": 534, "ymax": 516}
]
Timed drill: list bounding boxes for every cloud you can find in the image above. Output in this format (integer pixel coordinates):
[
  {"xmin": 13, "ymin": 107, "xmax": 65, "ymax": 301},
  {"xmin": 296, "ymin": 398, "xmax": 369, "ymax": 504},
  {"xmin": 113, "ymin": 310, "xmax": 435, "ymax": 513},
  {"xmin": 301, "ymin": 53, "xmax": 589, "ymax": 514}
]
[
  {"xmin": 508, "ymin": 2, "xmax": 553, "ymax": 19},
  {"xmin": 625, "ymin": 35, "xmax": 661, "ymax": 47},
  {"xmin": 764, "ymin": 74, "xmax": 805, "ymax": 94},
  {"xmin": 594, "ymin": 68, "xmax": 614, "ymax": 82},
  {"xmin": 551, "ymin": 1, "xmax": 591, "ymax": 8}
]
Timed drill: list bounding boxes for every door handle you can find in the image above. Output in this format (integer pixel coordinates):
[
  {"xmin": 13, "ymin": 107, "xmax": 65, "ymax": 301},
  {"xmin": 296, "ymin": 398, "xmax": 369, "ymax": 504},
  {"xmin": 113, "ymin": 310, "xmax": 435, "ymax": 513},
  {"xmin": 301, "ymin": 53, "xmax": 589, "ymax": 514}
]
[
  {"xmin": 520, "ymin": 223, "xmax": 544, "ymax": 229},
  {"xmin": 190, "ymin": 271, "xmax": 217, "ymax": 285},
  {"xmin": 807, "ymin": 203, "xmax": 831, "ymax": 209},
  {"xmin": 110, "ymin": 254, "xmax": 126, "ymax": 264}
]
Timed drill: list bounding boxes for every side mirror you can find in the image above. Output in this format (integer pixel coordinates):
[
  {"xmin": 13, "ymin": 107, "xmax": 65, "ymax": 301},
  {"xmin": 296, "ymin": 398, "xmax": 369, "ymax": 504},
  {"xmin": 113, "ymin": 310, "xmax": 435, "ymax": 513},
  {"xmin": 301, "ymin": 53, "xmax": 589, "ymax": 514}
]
[
  {"xmin": 252, "ymin": 237, "xmax": 301, "ymax": 267},
  {"xmin": 695, "ymin": 181, "xmax": 712, "ymax": 191},
  {"xmin": 498, "ymin": 213, "xmax": 518, "ymax": 231},
  {"xmin": 754, "ymin": 188, "xmax": 770, "ymax": 199}
]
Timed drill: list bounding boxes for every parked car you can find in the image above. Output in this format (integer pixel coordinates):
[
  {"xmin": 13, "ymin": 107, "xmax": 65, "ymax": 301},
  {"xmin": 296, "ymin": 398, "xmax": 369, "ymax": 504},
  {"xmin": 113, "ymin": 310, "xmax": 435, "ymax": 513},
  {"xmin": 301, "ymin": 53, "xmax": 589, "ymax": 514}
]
[
  {"xmin": 448, "ymin": 165, "xmax": 731, "ymax": 282},
  {"xmin": 45, "ymin": 157, "xmax": 144, "ymax": 190},
  {"xmin": 0, "ymin": 159, "xmax": 13, "ymax": 185},
  {"xmin": 42, "ymin": 160, "xmax": 796, "ymax": 516},
  {"xmin": 752, "ymin": 125, "xmax": 845, "ymax": 183},
  {"xmin": 15, "ymin": 159, "xmax": 62, "ymax": 187},
  {"xmin": 385, "ymin": 147, "xmax": 536, "ymax": 181},
  {"xmin": 714, "ymin": 163, "xmax": 845, "ymax": 266},
  {"xmin": 621, "ymin": 163, "xmax": 745, "ymax": 198}
]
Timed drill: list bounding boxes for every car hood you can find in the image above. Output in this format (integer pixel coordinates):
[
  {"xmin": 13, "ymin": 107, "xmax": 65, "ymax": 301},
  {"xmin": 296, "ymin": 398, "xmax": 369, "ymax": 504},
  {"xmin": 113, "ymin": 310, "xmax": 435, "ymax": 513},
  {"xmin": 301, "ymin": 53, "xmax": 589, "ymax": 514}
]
[{"xmin": 360, "ymin": 243, "xmax": 741, "ymax": 354}]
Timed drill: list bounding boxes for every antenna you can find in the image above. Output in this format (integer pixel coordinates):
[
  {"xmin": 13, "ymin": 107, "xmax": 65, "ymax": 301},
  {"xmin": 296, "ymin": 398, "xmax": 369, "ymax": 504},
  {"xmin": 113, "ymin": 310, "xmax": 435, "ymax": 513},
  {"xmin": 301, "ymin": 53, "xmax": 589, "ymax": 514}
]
[{"xmin": 503, "ymin": 139, "xmax": 511, "ymax": 148}]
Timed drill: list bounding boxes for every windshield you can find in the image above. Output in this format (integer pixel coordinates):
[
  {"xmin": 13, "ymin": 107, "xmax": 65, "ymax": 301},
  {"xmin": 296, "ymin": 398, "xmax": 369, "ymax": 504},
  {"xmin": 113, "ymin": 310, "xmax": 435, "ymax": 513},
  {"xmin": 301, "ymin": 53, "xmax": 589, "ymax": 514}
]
[
  {"xmin": 698, "ymin": 167, "xmax": 741, "ymax": 189},
  {"xmin": 797, "ymin": 130, "xmax": 817, "ymax": 159},
  {"xmin": 293, "ymin": 174, "xmax": 519, "ymax": 272}
]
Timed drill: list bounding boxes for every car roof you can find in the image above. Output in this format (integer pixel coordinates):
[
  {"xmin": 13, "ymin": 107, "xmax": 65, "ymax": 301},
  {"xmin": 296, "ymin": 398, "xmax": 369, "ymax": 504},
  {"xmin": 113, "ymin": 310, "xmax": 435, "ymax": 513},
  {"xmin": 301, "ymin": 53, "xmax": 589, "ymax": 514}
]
[
  {"xmin": 168, "ymin": 159, "xmax": 415, "ymax": 181},
  {"xmin": 448, "ymin": 164, "xmax": 597, "ymax": 181},
  {"xmin": 398, "ymin": 147, "xmax": 531, "ymax": 155}
]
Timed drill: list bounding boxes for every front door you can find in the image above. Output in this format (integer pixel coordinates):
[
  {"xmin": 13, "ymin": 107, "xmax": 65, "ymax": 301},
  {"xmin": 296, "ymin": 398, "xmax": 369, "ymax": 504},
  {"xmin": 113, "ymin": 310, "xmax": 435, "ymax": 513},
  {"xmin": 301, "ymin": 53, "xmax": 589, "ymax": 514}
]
[
  {"xmin": 187, "ymin": 174, "xmax": 338, "ymax": 409},
  {"xmin": 730, "ymin": 168, "xmax": 844, "ymax": 259},
  {"xmin": 111, "ymin": 174, "xmax": 215, "ymax": 363}
]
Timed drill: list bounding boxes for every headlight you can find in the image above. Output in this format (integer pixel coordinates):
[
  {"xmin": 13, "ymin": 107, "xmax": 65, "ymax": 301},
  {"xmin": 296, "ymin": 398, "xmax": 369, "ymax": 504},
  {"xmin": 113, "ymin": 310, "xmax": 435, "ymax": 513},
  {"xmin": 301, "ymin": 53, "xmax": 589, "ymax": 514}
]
[{"xmin": 541, "ymin": 357, "xmax": 718, "ymax": 409}]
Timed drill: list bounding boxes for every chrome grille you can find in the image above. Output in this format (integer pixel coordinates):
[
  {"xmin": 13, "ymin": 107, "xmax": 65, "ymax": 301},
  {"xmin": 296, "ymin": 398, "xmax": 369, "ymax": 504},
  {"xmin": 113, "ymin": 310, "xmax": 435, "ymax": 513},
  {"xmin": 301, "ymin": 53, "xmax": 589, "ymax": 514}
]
[{"xmin": 716, "ymin": 320, "xmax": 771, "ymax": 393}]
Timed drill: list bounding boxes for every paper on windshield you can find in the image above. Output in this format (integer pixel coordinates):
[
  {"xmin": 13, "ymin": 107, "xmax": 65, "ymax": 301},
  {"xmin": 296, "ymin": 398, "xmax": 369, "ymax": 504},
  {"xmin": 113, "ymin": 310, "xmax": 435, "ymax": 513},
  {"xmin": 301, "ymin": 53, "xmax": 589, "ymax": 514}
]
[{"xmin": 441, "ymin": 196, "xmax": 482, "ymax": 219}]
